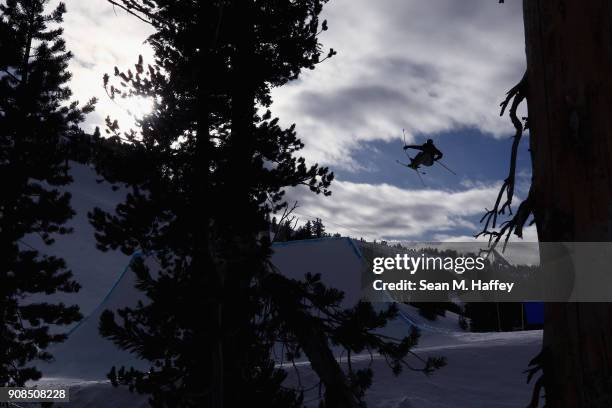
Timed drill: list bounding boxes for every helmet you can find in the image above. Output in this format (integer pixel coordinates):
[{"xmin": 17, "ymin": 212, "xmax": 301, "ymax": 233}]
[{"xmin": 426, "ymin": 139, "xmax": 433, "ymax": 144}]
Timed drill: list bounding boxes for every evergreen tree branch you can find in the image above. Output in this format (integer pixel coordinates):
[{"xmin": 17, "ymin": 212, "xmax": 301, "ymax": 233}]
[{"xmin": 107, "ymin": 0, "xmax": 157, "ymax": 26}]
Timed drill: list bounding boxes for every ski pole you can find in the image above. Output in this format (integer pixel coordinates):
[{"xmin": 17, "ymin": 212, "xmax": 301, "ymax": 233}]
[{"xmin": 435, "ymin": 160, "xmax": 456, "ymax": 175}]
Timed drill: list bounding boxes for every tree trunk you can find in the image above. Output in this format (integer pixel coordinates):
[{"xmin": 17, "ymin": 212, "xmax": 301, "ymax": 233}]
[
  {"xmin": 264, "ymin": 274, "xmax": 361, "ymax": 408},
  {"xmin": 217, "ymin": 1, "xmax": 259, "ymax": 406},
  {"xmin": 523, "ymin": 1, "xmax": 612, "ymax": 406},
  {"xmin": 195, "ymin": 4, "xmax": 219, "ymax": 406}
]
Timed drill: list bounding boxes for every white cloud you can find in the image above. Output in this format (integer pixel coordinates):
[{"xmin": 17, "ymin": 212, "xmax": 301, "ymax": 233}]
[
  {"xmin": 59, "ymin": 0, "xmax": 527, "ymax": 171},
  {"xmin": 285, "ymin": 179, "xmax": 503, "ymax": 240},
  {"xmin": 55, "ymin": 1, "xmax": 531, "ymax": 243},
  {"xmin": 270, "ymin": 0, "xmax": 526, "ymax": 170}
]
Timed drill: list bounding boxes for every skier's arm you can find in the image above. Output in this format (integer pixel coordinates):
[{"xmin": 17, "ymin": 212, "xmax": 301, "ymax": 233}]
[
  {"xmin": 433, "ymin": 150, "xmax": 443, "ymax": 161},
  {"xmin": 403, "ymin": 144, "xmax": 424, "ymax": 151}
]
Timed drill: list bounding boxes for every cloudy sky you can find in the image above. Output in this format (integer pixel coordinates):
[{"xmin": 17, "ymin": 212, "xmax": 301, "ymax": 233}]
[{"xmin": 61, "ymin": 0, "xmax": 536, "ymax": 242}]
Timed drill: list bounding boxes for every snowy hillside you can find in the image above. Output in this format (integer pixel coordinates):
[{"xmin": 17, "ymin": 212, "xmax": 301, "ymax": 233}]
[
  {"xmin": 40, "ymin": 309, "xmax": 542, "ymax": 408},
  {"xmin": 32, "ymin": 164, "xmax": 542, "ymax": 407},
  {"xmin": 286, "ymin": 325, "xmax": 541, "ymax": 408},
  {"xmin": 23, "ymin": 163, "xmax": 131, "ymax": 318}
]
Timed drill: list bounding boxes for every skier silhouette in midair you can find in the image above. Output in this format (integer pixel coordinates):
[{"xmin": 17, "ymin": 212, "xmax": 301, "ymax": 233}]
[{"xmin": 403, "ymin": 139, "xmax": 443, "ymax": 169}]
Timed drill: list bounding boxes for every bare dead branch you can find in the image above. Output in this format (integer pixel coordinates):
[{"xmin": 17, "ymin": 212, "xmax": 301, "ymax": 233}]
[
  {"xmin": 476, "ymin": 71, "xmax": 533, "ymax": 251},
  {"xmin": 271, "ymin": 201, "xmax": 298, "ymax": 243},
  {"xmin": 480, "ymin": 186, "xmax": 534, "ymax": 251}
]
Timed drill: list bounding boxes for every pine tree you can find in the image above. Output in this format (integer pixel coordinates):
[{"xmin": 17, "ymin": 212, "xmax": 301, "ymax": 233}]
[
  {"xmin": 293, "ymin": 220, "xmax": 314, "ymax": 240},
  {"xmin": 313, "ymin": 217, "xmax": 326, "ymax": 238},
  {"xmin": 0, "ymin": 0, "xmax": 93, "ymax": 386},
  {"xmin": 280, "ymin": 219, "xmax": 296, "ymax": 242},
  {"xmin": 91, "ymin": 1, "xmax": 442, "ymax": 405},
  {"xmin": 304, "ymin": 220, "xmax": 313, "ymax": 238}
]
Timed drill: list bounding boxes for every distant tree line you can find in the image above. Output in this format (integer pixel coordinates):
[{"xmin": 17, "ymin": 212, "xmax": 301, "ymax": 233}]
[
  {"xmin": 271, "ymin": 216, "xmax": 341, "ymax": 242},
  {"xmin": 410, "ymin": 301, "xmax": 535, "ymax": 332}
]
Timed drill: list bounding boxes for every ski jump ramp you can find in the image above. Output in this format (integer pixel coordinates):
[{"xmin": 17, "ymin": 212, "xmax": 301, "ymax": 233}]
[{"xmin": 42, "ymin": 234, "xmax": 439, "ymax": 380}]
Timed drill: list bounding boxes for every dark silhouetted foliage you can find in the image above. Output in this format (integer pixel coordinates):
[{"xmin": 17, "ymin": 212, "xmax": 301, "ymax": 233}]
[
  {"xmin": 0, "ymin": 0, "xmax": 92, "ymax": 386},
  {"xmin": 91, "ymin": 1, "xmax": 438, "ymax": 406}
]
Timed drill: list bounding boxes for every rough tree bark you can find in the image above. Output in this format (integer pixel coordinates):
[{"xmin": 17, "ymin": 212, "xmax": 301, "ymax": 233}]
[{"xmin": 523, "ymin": 1, "xmax": 612, "ymax": 406}]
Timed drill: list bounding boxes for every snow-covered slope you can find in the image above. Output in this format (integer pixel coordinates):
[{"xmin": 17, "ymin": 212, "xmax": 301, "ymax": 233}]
[
  {"xmin": 30, "ymin": 164, "xmax": 542, "ymax": 407},
  {"xmin": 23, "ymin": 162, "xmax": 131, "ymax": 318},
  {"xmin": 40, "ymin": 327, "xmax": 541, "ymax": 408},
  {"xmin": 287, "ymin": 329, "xmax": 541, "ymax": 408}
]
